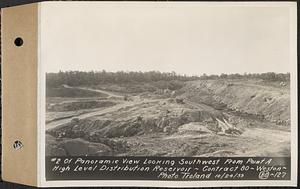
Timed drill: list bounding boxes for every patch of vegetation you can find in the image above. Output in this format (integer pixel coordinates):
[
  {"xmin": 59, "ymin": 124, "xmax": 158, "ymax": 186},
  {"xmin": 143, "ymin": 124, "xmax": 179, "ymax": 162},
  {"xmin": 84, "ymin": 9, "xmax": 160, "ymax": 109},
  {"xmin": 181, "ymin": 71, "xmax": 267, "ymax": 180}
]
[
  {"xmin": 46, "ymin": 87, "xmax": 108, "ymax": 97},
  {"xmin": 47, "ymin": 100, "xmax": 116, "ymax": 112},
  {"xmin": 95, "ymin": 80, "xmax": 186, "ymax": 94}
]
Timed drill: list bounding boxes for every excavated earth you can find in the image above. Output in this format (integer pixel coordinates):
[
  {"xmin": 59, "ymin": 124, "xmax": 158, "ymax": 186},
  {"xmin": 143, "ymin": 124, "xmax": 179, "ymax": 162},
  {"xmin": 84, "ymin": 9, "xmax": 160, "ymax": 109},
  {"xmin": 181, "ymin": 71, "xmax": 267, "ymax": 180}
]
[{"xmin": 46, "ymin": 79, "xmax": 291, "ymax": 157}]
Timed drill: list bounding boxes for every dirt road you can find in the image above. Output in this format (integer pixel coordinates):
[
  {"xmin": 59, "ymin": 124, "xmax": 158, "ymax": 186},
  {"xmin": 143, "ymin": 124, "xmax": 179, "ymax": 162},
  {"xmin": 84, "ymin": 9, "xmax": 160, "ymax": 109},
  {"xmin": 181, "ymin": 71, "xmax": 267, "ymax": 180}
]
[{"xmin": 47, "ymin": 86, "xmax": 158, "ymax": 130}]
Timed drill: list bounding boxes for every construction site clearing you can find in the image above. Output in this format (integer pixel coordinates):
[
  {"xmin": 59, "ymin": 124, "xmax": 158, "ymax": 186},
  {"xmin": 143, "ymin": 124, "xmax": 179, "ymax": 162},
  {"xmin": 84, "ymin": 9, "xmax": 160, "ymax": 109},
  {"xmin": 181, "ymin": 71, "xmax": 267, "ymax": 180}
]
[{"xmin": 46, "ymin": 78, "xmax": 291, "ymax": 157}]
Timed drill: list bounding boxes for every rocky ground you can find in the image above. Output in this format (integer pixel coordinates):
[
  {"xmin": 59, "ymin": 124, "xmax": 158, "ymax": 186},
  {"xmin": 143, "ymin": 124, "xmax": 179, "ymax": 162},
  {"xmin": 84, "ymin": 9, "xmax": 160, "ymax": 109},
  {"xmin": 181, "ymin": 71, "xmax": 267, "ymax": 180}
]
[{"xmin": 46, "ymin": 79, "xmax": 291, "ymax": 157}]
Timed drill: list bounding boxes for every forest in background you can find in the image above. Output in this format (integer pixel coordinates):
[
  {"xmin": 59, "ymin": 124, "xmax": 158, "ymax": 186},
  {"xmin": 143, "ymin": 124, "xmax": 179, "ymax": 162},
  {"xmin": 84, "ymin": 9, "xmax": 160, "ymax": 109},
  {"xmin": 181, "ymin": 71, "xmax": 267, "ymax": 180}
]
[{"xmin": 46, "ymin": 70, "xmax": 290, "ymax": 87}]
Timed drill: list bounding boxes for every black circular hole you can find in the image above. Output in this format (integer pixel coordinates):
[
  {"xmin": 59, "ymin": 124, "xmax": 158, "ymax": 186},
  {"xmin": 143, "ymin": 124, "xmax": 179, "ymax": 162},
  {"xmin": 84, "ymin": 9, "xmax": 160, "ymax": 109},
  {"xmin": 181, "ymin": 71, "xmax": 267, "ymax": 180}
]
[{"xmin": 14, "ymin": 37, "xmax": 24, "ymax": 47}]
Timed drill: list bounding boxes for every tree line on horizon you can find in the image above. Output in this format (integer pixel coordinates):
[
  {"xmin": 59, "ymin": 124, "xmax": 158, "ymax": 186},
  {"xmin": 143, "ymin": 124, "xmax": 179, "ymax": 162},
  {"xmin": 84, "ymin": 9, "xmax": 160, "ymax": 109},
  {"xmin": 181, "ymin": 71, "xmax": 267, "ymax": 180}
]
[{"xmin": 46, "ymin": 70, "xmax": 290, "ymax": 87}]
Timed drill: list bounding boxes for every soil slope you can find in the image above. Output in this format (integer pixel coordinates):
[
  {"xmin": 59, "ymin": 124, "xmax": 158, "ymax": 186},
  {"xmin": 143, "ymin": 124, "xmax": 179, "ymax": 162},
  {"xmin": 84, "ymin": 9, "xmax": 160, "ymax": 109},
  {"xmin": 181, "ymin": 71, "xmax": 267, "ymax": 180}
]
[{"xmin": 46, "ymin": 79, "xmax": 291, "ymax": 157}]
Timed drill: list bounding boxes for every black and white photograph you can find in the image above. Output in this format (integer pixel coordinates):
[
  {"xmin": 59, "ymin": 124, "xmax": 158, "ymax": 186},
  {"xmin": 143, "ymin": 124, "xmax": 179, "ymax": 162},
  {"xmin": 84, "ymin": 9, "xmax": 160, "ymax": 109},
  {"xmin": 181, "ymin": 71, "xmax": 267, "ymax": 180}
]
[
  {"xmin": 39, "ymin": 2, "xmax": 297, "ymax": 186},
  {"xmin": 0, "ymin": 1, "xmax": 297, "ymax": 188}
]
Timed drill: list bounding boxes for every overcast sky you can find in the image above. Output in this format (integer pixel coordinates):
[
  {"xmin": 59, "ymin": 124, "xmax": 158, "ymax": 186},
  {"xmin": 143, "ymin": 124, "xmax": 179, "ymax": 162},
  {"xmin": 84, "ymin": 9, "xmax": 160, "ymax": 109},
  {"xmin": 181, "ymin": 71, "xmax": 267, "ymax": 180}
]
[{"xmin": 41, "ymin": 2, "xmax": 295, "ymax": 75}]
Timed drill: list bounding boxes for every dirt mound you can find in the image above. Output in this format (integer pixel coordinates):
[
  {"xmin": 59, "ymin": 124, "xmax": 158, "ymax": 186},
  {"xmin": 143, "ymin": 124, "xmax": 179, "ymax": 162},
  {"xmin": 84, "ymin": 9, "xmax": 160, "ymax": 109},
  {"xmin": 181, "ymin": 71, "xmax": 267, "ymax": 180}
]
[
  {"xmin": 46, "ymin": 122, "xmax": 128, "ymax": 156},
  {"xmin": 49, "ymin": 104, "xmax": 227, "ymax": 141},
  {"xmin": 178, "ymin": 122, "xmax": 213, "ymax": 134},
  {"xmin": 46, "ymin": 137, "xmax": 115, "ymax": 156},
  {"xmin": 185, "ymin": 79, "xmax": 290, "ymax": 126}
]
